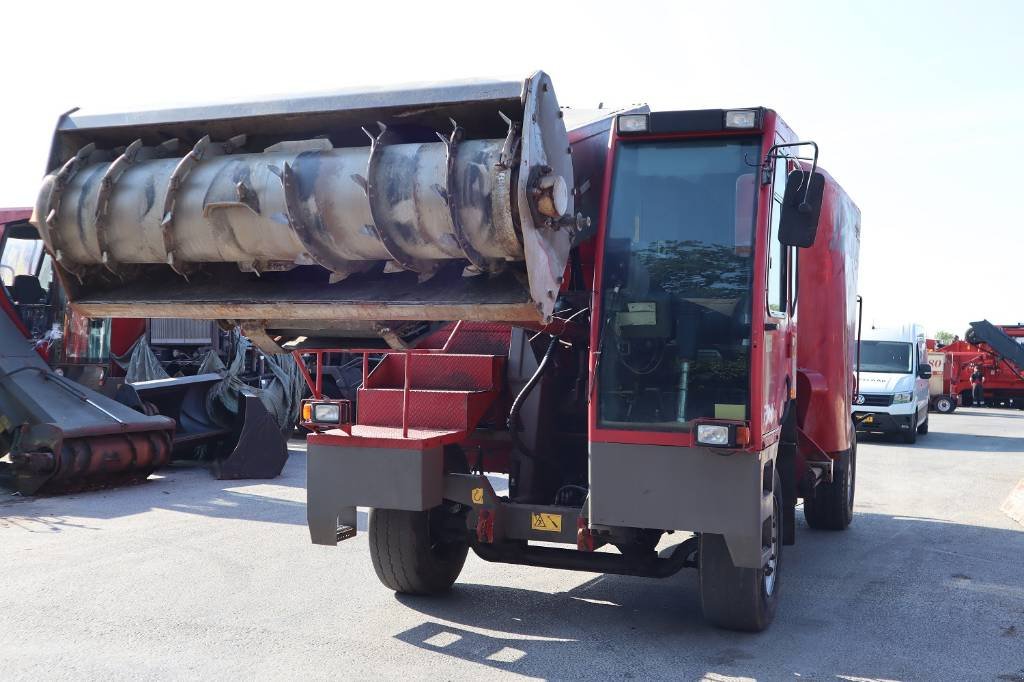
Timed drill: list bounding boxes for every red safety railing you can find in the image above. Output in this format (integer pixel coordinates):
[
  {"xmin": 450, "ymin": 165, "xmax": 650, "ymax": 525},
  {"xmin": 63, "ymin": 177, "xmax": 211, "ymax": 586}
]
[{"xmin": 292, "ymin": 321, "xmax": 464, "ymax": 438}]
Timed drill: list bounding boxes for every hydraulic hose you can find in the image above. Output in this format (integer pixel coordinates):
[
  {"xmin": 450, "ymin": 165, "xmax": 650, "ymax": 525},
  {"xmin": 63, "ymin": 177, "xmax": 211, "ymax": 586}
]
[{"xmin": 507, "ymin": 335, "xmax": 559, "ymax": 460}]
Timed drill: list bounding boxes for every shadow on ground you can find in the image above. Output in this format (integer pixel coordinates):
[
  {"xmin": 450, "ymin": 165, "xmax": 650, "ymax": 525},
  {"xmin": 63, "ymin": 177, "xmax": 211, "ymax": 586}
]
[
  {"xmin": 0, "ymin": 444, "xmax": 312, "ymax": 529},
  {"xmin": 857, "ymin": 429, "xmax": 1024, "ymax": 452},
  {"xmin": 391, "ymin": 512, "xmax": 1024, "ymax": 680}
]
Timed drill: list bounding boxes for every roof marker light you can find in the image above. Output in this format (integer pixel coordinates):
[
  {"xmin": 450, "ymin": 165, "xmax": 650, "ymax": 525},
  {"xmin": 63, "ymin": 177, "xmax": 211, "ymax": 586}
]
[
  {"xmin": 617, "ymin": 114, "xmax": 649, "ymax": 134},
  {"xmin": 724, "ymin": 110, "xmax": 758, "ymax": 129}
]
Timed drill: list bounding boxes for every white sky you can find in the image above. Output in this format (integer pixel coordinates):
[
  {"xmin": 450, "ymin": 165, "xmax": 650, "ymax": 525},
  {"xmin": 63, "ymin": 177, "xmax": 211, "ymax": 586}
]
[{"xmin": 2, "ymin": 0, "xmax": 1021, "ymax": 335}]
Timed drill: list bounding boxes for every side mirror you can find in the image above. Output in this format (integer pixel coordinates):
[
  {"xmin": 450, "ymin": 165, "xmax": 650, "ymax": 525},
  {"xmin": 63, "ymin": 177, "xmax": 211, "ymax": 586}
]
[
  {"xmin": 918, "ymin": 363, "xmax": 932, "ymax": 379},
  {"xmin": 779, "ymin": 171, "xmax": 825, "ymax": 248}
]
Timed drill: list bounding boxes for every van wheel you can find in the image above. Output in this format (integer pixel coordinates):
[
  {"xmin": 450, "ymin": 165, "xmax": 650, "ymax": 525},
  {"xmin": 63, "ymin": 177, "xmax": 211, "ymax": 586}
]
[
  {"xmin": 699, "ymin": 472, "xmax": 782, "ymax": 632},
  {"xmin": 804, "ymin": 443, "xmax": 855, "ymax": 530},
  {"xmin": 933, "ymin": 396, "xmax": 955, "ymax": 414},
  {"xmin": 902, "ymin": 412, "xmax": 918, "ymax": 444},
  {"xmin": 917, "ymin": 415, "xmax": 929, "ymax": 435}
]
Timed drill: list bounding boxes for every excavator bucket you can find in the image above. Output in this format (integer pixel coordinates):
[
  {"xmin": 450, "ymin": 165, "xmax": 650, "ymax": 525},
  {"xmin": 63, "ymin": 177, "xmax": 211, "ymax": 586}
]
[
  {"xmin": 115, "ymin": 374, "xmax": 289, "ymax": 479},
  {"xmin": 32, "ymin": 72, "xmax": 577, "ymax": 352},
  {"xmin": 213, "ymin": 394, "xmax": 289, "ymax": 480},
  {"xmin": 0, "ymin": 306, "xmax": 174, "ymax": 495}
]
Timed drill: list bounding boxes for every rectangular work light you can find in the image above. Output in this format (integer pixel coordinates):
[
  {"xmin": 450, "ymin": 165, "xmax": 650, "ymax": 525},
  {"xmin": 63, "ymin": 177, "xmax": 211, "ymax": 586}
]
[
  {"xmin": 312, "ymin": 403, "xmax": 342, "ymax": 423},
  {"xmin": 617, "ymin": 114, "xmax": 649, "ymax": 133},
  {"xmin": 724, "ymin": 109, "xmax": 758, "ymax": 129},
  {"xmin": 696, "ymin": 424, "xmax": 731, "ymax": 446},
  {"xmin": 694, "ymin": 422, "xmax": 750, "ymax": 448}
]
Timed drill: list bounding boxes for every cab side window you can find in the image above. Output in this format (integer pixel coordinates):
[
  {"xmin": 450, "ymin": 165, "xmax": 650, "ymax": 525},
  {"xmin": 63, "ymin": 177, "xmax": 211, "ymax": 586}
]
[{"xmin": 766, "ymin": 155, "xmax": 788, "ymax": 315}]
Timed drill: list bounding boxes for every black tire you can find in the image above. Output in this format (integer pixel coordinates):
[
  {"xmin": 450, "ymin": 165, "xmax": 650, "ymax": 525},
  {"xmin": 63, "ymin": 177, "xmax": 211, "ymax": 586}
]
[
  {"xmin": 902, "ymin": 412, "xmax": 918, "ymax": 444},
  {"xmin": 699, "ymin": 472, "xmax": 782, "ymax": 632},
  {"xmin": 804, "ymin": 441, "xmax": 855, "ymax": 530},
  {"xmin": 933, "ymin": 396, "xmax": 955, "ymax": 414},
  {"xmin": 917, "ymin": 415, "xmax": 929, "ymax": 435},
  {"xmin": 368, "ymin": 507, "xmax": 469, "ymax": 595},
  {"xmin": 367, "ymin": 446, "xmax": 469, "ymax": 595}
]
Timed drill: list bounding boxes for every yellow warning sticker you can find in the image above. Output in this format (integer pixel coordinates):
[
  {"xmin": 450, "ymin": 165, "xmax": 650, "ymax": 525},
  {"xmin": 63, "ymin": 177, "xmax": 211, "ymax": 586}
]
[
  {"xmin": 471, "ymin": 488, "xmax": 484, "ymax": 505},
  {"xmin": 531, "ymin": 513, "xmax": 562, "ymax": 532}
]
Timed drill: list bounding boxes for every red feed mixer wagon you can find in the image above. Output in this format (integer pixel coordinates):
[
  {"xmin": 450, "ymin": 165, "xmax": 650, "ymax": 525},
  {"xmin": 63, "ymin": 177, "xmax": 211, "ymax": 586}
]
[{"xmin": 28, "ymin": 72, "xmax": 860, "ymax": 630}]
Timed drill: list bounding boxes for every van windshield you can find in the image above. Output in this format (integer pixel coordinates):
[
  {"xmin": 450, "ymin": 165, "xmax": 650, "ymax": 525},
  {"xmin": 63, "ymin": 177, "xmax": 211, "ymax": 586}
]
[{"xmin": 860, "ymin": 341, "xmax": 913, "ymax": 373}]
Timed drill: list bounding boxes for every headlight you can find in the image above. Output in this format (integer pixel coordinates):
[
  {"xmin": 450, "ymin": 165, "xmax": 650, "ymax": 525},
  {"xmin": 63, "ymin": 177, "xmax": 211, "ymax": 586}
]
[
  {"xmin": 696, "ymin": 424, "xmax": 730, "ymax": 446},
  {"xmin": 312, "ymin": 403, "xmax": 341, "ymax": 423},
  {"xmin": 893, "ymin": 391, "xmax": 914, "ymax": 404}
]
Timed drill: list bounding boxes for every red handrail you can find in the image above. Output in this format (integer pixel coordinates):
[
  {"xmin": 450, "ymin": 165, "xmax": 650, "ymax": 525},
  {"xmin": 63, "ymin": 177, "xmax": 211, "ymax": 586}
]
[{"xmin": 292, "ymin": 320, "xmax": 466, "ymax": 438}]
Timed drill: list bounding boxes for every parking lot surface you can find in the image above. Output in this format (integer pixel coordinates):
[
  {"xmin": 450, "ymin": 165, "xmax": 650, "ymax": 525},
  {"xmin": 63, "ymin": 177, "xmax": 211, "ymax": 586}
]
[{"xmin": 2, "ymin": 409, "xmax": 1023, "ymax": 681}]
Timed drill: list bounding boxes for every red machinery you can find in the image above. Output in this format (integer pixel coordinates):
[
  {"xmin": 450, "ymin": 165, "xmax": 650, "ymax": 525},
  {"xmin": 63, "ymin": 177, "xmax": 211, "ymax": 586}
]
[
  {"xmin": 31, "ymin": 73, "xmax": 860, "ymax": 631},
  {"xmin": 932, "ymin": 322, "xmax": 1024, "ymax": 410},
  {"xmin": 1, "ymin": 211, "xmax": 290, "ymax": 493}
]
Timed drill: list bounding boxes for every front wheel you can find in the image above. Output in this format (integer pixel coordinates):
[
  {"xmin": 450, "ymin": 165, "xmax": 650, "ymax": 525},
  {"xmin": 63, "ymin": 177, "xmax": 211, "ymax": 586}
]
[
  {"xmin": 804, "ymin": 442, "xmax": 855, "ymax": 530},
  {"xmin": 917, "ymin": 415, "xmax": 929, "ymax": 435},
  {"xmin": 699, "ymin": 472, "xmax": 782, "ymax": 632},
  {"xmin": 368, "ymin": 507, "xmax": 469, "ymax": 595},
  {"xmin": 902, "ymin": 412, "xmax": 918, "ymax": 444},
  {"xmin": 933, "ymin": 396, "xmax": 956, "ymax": 414}
]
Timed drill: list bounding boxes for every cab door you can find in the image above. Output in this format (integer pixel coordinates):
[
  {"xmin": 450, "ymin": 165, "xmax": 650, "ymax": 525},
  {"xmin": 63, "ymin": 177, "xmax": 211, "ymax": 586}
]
[{"xmin": 761, "ymin": 148, "xmax": 795, "ymax": 434}]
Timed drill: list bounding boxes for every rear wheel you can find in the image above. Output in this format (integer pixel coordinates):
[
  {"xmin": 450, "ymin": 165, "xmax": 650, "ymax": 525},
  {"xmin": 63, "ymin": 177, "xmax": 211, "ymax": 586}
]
[
  {"xmin": 933, "ymin": 396, "xmax": 955, "ymax": 414},
  {"xmin": 699, "ymin": 472, "xmax": 782, "ymax": 632},
  {"xmin": 804, "ymin": 442, "xmax": 855, "ymax": 530}
]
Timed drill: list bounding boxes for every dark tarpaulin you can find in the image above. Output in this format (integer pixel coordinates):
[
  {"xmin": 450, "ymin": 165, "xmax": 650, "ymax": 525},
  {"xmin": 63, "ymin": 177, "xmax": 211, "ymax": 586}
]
[
  {"xmin": 124, "ymin": 330, "xmax": 304, "ymax": 433},
  {"xmin": 207, "ymin": 329, "xmax": 305, "ymax": 433}
]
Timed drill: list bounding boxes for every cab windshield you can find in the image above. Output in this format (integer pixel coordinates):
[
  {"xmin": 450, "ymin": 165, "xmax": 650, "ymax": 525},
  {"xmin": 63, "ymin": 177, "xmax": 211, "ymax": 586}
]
[{"xmin": 597, "ymin": 137, "xmax": 760, "ymax": 431}]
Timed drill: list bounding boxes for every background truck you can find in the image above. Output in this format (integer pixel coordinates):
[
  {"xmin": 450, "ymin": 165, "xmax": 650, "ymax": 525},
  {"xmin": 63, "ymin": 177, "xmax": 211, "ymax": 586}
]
[
  {"xmin": 30, "ymin": 72, "xmax": 860, "ymax": 631},
  {"xmin": 853, "ymin": 324, "xmax": 931, "ymax": 442}
]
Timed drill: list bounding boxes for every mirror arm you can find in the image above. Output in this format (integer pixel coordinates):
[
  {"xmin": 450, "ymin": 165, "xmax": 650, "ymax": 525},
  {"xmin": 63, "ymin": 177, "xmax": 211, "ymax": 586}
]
[{"xmin": 763, "ymin": 141, "xmax": 820, "ymax": 208}]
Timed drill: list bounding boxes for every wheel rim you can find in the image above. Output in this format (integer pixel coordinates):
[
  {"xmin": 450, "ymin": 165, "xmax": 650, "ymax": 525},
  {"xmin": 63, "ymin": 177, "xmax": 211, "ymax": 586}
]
[
  {"xmin": 937, "ymin": 398, "xmax": 951, "ymax": 412},
  {"xmin": 764, "ymin": 494, "xmax": 779, "ymax": 596}
]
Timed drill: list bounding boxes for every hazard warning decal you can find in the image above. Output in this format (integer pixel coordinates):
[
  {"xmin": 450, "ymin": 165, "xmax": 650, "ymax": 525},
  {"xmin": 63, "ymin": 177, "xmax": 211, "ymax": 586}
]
[{"xmin": 530, "ymin": 513, "xmax": 562, "ymax": 532}]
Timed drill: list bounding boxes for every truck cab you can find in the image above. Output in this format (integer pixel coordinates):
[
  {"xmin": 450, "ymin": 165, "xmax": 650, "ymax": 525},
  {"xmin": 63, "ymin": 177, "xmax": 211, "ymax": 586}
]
[{"xmin": 854, "ymin": 324, "xmax": 930, "ymax": 442}]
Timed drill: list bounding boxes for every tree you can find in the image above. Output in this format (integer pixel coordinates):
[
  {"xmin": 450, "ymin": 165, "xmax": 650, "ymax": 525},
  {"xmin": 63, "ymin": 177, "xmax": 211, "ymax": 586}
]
[{"xmin": 935, "ymin": 330, "xmax": 956, "ymax": 344}]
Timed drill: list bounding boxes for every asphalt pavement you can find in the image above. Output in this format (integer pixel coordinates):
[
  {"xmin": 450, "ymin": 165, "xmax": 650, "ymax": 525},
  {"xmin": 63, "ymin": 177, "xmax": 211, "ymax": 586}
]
[{"xmin": 2, "ymin": 409, "xmax": 1023, "ymax": 681}]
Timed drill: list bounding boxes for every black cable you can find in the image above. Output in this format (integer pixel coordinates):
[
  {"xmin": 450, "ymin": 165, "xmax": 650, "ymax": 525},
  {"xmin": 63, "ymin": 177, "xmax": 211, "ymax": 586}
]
[{"xmin": 507, "ymin": 335, "xmax": 559, "ymax": 460}]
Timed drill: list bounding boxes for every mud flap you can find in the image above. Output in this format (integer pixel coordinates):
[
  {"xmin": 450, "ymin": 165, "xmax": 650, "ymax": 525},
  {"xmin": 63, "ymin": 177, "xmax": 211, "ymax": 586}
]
[{"xmin": 213, "ymin": 395, "xmax": 289, "ymax": 480}]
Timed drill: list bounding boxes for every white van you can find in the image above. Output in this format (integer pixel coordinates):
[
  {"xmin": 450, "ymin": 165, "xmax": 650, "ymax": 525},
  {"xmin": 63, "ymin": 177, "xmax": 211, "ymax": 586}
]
[{"xmin": 853, "ymin": 324, "xmax": 931, "ymax": 443}]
